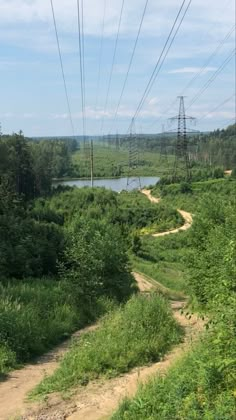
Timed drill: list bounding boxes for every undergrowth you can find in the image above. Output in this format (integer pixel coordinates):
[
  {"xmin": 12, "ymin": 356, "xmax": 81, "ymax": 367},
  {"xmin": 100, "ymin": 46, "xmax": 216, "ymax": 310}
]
[
  {"xmin": 0, "ymin": 279, "xmax": 116, "ymax": 375},
  {"xmin": 113, "ymin": 330, "xmax": 236, "ymax": 420},
  {"xmin": 31, "ymin": 294, "xmax": 183, "ymax": 397}
]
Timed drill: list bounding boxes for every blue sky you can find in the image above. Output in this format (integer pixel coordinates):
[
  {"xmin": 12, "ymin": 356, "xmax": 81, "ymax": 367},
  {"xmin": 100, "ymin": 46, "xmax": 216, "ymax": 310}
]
[{"xmin": 0, "ymin": 0, "xmax": 235, "ymax": 137}]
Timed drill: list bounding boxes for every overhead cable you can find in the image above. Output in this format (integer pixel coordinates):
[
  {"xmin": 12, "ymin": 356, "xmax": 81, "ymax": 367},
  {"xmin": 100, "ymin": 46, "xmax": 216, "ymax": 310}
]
[
  {"xmin": 110, "ymin": 0, "xmax": 149, "ymax": 132},
  {"xmin": 100, "ymin": 0, "xmax": 125, "ymax": 133},
  {"xmin": 127, "ymin": 0, "xmax": 192, "ymax": 133},
  {"xmin": 50, "ymin": 0, "xmax": 75, "ymax": 136}
]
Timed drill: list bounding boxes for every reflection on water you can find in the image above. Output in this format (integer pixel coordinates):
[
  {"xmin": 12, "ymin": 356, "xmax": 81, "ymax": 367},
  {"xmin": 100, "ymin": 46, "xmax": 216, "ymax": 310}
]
[{"xmin": 53, "ymin": 177, "xmax": 160, "ymax": 193}]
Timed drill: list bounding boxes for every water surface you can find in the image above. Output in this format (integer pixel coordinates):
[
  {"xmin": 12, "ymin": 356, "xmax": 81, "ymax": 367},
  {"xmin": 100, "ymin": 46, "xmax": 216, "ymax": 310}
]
[{"xmin": 53, "ymin": 177, "xmax": 160, "ymax": 193}]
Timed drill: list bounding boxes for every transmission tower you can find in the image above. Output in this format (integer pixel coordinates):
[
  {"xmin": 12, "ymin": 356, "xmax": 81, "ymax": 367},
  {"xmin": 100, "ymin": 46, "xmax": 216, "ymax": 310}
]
[
  {"xmin": 169, "ymin": 96, "xmax": 196, "ymax": 181},
  {"xmin": 126, "ymin": 119, "xmax": 141, "ymax": 190}
]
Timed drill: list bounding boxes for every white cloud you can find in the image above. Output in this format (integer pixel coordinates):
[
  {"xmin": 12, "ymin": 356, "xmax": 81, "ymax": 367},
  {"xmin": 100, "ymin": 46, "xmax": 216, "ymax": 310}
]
[
  {"xmin": 148, "ymin": 97, "xmax": 159, "ymax": 106},
  {"xmin": 0, "ymin": 0, "xmax": 234, "ymax": 37},
  {"xmin": 168, "ymin": 66, "xmax": 217, "ymax": 74}
]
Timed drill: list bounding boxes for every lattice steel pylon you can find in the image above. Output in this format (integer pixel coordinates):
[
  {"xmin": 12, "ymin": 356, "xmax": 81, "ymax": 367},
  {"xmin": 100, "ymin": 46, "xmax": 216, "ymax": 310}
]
[
  {"xmin": 169, "ymin": 96, "xmax": 196, "ymax": 181},
  {"xmin": 126, "ymin": 119, "xmax": 141, "ymax": 190}
]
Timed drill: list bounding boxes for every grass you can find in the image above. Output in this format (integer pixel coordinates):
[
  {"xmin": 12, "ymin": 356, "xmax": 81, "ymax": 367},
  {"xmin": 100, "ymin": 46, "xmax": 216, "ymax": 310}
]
[
  {"xmin": 0, "ymin": 278, "xmax": 116, "ymax": 375},
  {"xmin": 132, "ymin": 259, "xmax": 187, "ymax": 301},
  {"xmin": 72, "ymin": 145, "xmax": 174, "ymax": 178},
  {"xmin": 152, "ymin": 178, "xmax": 236, "ymax": 213},
  {"xmin": 131, "ymin": 229, "xmax": 191, "ymax": 300},
  {"xmin": 31, "ymin": 294, "xmax": 183, "ymax": 397},
  {"xmin": 112, "ymin": 331, "xmax": 236, "ymax": 420}
]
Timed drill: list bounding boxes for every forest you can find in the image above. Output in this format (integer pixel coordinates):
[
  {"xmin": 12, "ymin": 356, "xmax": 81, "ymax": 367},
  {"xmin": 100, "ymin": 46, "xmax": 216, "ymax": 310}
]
[{"xmin": 0, "ymin": 129, "xmax": 235, "ymax": 419}]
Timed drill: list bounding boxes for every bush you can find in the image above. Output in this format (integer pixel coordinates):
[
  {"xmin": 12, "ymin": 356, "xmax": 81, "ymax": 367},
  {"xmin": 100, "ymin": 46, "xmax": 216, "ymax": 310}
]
[
  {"xmin": 32, "ymin": 294, "xmax": 183, "ymax": 396},
  {"xmin": 180, "ymin": 181, "xmax": 192, "ymax": 194}
]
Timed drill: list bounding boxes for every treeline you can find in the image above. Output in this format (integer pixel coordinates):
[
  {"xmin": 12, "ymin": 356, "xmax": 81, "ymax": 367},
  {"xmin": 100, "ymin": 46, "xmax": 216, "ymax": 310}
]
[
  {"xmin": 107, "ymin": 124, "xmax": 236, "ymax": 171},
  {"xmin": 198, "ymin": 123, "xmax": 236, "ymax": 169},
  {"xmin": 0, "ymin": 132, "xmax": 77, "ymax": 198}
]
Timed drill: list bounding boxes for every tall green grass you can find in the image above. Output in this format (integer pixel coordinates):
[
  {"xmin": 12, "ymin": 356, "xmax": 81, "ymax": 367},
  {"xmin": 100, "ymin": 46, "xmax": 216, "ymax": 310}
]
[
  {"xmin": 31, "ymin": 294, "xmax": 183, "ymax": 397},
  {"xmin": 0, "ymin": 279, "xmax": 115, "ymax": 375},
  {"xmin": 113, "ymin": 331, "xmax": 236, "ymax": 420}
]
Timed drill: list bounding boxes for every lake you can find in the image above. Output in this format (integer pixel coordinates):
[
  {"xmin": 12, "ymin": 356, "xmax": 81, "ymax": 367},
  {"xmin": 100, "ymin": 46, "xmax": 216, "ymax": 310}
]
[{"xmin": 53, "ymin": 176, "xmax": 160, "ymax": 193}]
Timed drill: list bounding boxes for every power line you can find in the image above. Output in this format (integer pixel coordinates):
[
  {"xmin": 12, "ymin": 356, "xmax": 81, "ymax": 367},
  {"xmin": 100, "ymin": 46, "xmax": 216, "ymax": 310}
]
[
  {"xmin": 50, "ymin": 0, "xmax": 75, "ymax": 136},
  {"xmin": 199, "ymin": 94, "xmax": 235, "ymax": 121},
  {"xmin": 179, "ymin": 24, "xmax": 235, "ymax": 96},
  {"xmin": 77, "ymin": 0, "xmax": 86, "ymax": 144},
  {"xmin": 146, "ymin": 23, "xmax": 235, "ymax": 131},
  {"xmin": 110, "ymin": 0, "xmax": 149, "ymax": 132},
  {"xmin": 81, "ymin": 0, "xmax": 86, "ymax": 133},
  {"xmin": 127, "ymin": 0, "xmax": 192, "ymax": 133},
  {"xmin": 95, "ymin": 0, "xmax": 107, "ymax": 111},
  {"xmin": 219, "ymin": 117, "xmax": 236, "ymax": 128},
  {"xmin": 186, "ymin": 49, "xmax": 235, "ymax": 110},
  {"xmin": 100, "ymin": 0, "xmax": 125, "ymax": 133}
]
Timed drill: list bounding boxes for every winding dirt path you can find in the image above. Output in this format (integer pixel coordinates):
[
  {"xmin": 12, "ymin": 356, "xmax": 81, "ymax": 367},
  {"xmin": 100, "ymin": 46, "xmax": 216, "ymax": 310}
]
[
  {"xmin": 0, "ymin": 191, "xmax": 195, "ymax": 420},
  {"xmin": 1, "ymin": 273, "xmax": 204, "ymax": 420},
  {"xmin": 141, "ymin": 189, "xmax": 193, "ymax": 237}
]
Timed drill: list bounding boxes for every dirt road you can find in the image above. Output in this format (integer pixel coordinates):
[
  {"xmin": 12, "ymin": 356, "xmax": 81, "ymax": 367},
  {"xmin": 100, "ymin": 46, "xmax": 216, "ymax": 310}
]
[
  {"xmin": 0, "ymin": 273, "xmax": 203, "ymax": 420},
  {"xmin": 0, "ymin": 191, "xmax": 195, "ymax": 420},
  {"xmin": 0, "ymin": 326, "xmax": 97, "ymax": 420},
  {"xmin": 141, "ymin": 189, "xmax": 193, "ymax": 237}
]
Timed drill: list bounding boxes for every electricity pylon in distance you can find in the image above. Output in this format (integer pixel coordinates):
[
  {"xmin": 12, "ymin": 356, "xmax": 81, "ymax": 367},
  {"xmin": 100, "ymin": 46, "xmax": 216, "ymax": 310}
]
[{"xmin": 169, "ymin": 96, "xmax": 196, "ymax": 181}]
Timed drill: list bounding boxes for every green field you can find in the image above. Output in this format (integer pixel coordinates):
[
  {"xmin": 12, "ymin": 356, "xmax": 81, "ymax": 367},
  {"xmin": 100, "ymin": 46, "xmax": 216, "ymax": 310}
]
[{"xmin": 72, "ymin": 145, "xmax": 174, "ymax": 178}]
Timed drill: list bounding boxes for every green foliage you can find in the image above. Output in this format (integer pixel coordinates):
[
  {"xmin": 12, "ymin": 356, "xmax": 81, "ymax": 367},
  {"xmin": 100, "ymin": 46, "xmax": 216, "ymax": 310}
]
[
  {"xmin": 0, "ymin": 185, "xmax": 138, "ymax": 372},
  {"xmin": 180, "ymin": 181, "xmax": 193, "ymax": 194},
  {"xmin": 0, "ymin": 343, "xmax": 16, "ymax": 375},
  {"xmin": 0, "ymin": 133, "xmax": 75, "ymax": 198},
  {"xmin": 0, "ymin": 279, "xmax": 116, "ymax": 374},
  {"xmin": 131, "ymin": 233, "xmax": 142, "ymax": 255},
  {"xmin": 187, "ymin": 194, "xmax": 236, "ymax": 306},
  {"xmin": 0, "ymin": 189, "xmax": 65, "ymax": 278},
  {"xmin": 113, "ymin": 330, "xmax": 236, "ymax": 420},
  {"xmin": 32, "ymin": 294, "xmax": 183, "ymax": 396},
  {"xmin": 61, "ymin": 219, "xmax": 136, "ymax": 304},
  {"xmin": 71, "ymin": 145, "xmax": 172, "ymax": 178},
  {"xmin": 113, "ymin": 178, "xmax": 236, "ymax": 420}
]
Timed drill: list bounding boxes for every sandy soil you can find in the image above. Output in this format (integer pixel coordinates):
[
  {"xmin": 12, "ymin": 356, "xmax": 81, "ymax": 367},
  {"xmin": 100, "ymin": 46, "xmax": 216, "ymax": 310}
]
[
  {"xmin": 141, "ymin": 189, "xmax": 161, "ymax": 204},
  {"xmin": 0, "ymin": 326, "xmax": 97, "ymax": 420},
  {"xmin": 141, "ymin": 189, "xmax": 193, "ymax": 237}
]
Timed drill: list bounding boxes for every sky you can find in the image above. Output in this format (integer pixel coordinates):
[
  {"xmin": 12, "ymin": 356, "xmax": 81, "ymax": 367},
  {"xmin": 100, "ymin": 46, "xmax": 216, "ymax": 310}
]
[{"xmin": 0, "ymin": 0, "xmax": 235, "ymax": 137}]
